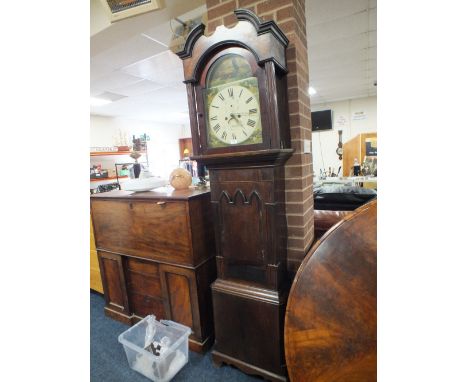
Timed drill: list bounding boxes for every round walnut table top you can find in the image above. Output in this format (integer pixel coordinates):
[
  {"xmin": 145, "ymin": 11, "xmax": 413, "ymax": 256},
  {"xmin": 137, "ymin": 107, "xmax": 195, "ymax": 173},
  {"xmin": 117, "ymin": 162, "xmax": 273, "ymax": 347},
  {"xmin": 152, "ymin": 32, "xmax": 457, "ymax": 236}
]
[{"xmin": 285, "ymin": 200, "xmax": 377, "ymax": 382}]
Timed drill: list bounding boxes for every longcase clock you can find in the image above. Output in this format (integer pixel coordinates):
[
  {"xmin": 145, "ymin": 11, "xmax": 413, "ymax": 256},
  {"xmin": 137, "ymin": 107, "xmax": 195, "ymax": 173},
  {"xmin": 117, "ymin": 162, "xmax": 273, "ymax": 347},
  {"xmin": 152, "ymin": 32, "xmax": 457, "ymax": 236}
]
[{"xmin": 177, "ymin": 9, "xmax": 292, "ymax": 381}]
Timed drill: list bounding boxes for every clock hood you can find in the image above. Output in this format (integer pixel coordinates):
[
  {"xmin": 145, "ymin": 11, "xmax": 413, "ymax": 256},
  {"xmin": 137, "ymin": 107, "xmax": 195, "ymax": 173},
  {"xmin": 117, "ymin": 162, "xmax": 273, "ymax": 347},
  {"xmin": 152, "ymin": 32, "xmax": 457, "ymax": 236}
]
[{"xmin": 176, "ymin": 8, "xmax": 289, "ymax": 83}]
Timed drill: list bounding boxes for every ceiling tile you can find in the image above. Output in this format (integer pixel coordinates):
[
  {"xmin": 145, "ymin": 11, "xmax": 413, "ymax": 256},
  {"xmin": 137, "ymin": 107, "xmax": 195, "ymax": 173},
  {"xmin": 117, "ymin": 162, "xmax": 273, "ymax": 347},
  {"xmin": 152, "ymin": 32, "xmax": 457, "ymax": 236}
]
[
  {"xmin": 91, "ymin": 85, "xmax": 190, "ymax": 123},
  {"xmin": 111, "ymin": 79, "xmax": 166, "ymax": 97},
  {"xmin": 369, "ymin": 7, "xmax": 377, "ymax": 31},
  {"xmin": 121, "ymin": 50, "xmax": 184, "ymax": 86},
  {"xmin": 142, "ymin": 21, "xmax": 174, "ymax": 48},
  {"xmin": 368, "ymin": 30, "xmax": 377, "ymax": 47},
  {"xmin": 91, "ymin": 61, "xmax": 114, "ymax": 83},
  {"xmin": 308, "ymin": 32, "xmax": 369, "ymax": 59},
  {"xmin": 91, "ymin": 71, "xmax": 143, "ymax": 93},
  {"xmin": 308, "ymin": 10, "xmax": 370, "ymax": 45},
  {"xmin": 310, "ymin": 50, "xmax": 374, "ymax": 72},
  {"xmin": 91, "ymin": 33, "xmax": 167, "ymax": 70},
  {"xmin": 95, "ymin": 91, "xmax": 127, "ymax": 102},
  {"xmin": 306, "ymin": 0, "xmax": 369, "ymax": 26}
]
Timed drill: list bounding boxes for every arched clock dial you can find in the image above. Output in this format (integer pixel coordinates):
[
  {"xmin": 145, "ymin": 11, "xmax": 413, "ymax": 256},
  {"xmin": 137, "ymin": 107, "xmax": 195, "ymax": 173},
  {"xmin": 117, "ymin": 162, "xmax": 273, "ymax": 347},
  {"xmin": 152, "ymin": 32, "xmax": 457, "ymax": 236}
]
[{"xmin": 208, "ymin": 85, "xmax": 260, "ymax": 145}]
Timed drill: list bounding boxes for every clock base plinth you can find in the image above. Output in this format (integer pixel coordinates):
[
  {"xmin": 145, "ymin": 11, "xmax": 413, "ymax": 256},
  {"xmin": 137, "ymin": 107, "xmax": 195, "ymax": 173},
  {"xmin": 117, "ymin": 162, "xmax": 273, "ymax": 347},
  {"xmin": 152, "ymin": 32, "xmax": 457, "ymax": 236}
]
[
  {"xmin": 212, "ymin": 351, "xmax": 287, "ymax": 382},
  {"xmin": 211, "ymin": 279, "xmax": 288, "ymax": 381}
]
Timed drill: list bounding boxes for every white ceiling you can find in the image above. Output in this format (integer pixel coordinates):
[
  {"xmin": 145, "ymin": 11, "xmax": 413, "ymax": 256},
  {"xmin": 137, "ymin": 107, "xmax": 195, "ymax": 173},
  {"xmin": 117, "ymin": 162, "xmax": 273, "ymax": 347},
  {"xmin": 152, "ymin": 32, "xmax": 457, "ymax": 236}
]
[
  {"xmin": 90, "ymin": 0, "xmax": 205, "ymax": 124},
  {"xmin": 90, "ymin": 0, "xmax": 377, "ymax": 123},
  {"xmin": 306, "ymin": 0, "xmax": 377, "ymax": 104}
]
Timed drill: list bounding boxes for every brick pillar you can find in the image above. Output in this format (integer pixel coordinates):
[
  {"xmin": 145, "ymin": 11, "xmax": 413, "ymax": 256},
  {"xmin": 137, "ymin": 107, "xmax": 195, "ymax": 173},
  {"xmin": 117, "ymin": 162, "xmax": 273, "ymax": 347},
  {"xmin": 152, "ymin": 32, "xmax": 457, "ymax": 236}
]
[{"xmin": 206, "ymin": 0, "xmax": 314, "ymax": 275}]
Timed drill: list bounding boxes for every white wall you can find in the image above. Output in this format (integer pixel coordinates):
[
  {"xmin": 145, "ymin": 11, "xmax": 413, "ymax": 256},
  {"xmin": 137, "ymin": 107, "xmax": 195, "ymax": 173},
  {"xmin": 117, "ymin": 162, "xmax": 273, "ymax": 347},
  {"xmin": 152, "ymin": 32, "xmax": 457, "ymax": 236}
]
[
  {"xmin": 90, "ymin": 114, "xmax": 191, "ymax": 179},
  {"xmin": 311, "ymin": 96, "xmax": 376, "ymax": 176}
]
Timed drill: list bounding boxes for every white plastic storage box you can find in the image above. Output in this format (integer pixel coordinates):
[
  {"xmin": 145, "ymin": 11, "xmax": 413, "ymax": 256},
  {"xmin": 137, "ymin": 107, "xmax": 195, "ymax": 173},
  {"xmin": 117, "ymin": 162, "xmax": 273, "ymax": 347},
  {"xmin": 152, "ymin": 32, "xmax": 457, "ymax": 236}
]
[{"xmin": 118, "ymin": 315, "xmax": 191, "ymax": 382}]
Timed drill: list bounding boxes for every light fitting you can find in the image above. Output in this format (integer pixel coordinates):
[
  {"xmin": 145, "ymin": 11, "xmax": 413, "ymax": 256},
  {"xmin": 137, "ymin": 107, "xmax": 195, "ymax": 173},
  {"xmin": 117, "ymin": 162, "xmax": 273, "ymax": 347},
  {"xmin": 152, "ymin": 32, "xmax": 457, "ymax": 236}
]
[
  {"xmin": 308, "ymin": 86, "xmax": 317, "ymax": 95},
  {"xmin": 90, "ymin": 97, "xmax": 112, "ymax": 106}
]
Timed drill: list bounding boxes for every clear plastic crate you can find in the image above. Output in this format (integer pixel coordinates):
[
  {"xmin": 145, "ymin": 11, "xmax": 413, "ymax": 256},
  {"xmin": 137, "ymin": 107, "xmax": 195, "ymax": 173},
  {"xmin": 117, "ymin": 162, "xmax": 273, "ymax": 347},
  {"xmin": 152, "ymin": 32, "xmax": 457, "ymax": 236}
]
[{"xmin": 118, "ymin": 315, "xmax": 191, "ymax": 382}]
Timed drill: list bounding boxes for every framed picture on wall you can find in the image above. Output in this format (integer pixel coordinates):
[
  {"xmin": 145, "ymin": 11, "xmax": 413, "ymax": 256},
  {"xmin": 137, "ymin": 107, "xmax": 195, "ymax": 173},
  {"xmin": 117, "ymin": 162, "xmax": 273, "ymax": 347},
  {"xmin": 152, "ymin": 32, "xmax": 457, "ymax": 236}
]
[
  {"xmin": 365, "ymin": 137, "xmax": 377, "ymax": 156},
  {"xmin": 362, "ymin": 156, "xmax": 377, "ymax": 176}
]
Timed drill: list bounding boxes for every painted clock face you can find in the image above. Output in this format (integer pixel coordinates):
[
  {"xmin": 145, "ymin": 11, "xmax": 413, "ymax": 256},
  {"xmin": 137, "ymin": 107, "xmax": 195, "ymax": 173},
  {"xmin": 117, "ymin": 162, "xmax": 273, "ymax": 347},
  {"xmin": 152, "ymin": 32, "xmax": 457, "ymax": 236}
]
[
  {"xmin": 208, "ymin": 85, "xmax": 260, "ymax": 145},
  {"xmin": 204, "ymin": 53, "xmax": 263, "ymax": 148}
]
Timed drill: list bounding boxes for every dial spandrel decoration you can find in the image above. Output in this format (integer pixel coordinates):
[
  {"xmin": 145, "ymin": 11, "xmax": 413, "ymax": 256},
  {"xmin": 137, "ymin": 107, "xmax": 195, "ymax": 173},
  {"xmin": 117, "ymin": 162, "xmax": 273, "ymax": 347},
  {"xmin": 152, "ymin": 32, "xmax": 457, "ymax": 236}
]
[{"xmin": 204, "ymin": 54, "xmax": 263, "ymax": 148}]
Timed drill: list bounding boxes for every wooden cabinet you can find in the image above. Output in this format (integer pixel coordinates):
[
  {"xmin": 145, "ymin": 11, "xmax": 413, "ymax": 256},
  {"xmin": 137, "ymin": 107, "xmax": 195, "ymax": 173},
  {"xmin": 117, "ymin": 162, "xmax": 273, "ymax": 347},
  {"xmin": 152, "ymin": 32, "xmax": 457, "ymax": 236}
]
[
  {"xmin": 342, "ymin": 132, "xmax": 377, "ymax": 177},
  {"xmin": 179, "ymin": 138, "xmax": 193, "ymax": 159},
  {"xmin": 90, "ymin": 188, "xmax": 216, "ymax": 353}
]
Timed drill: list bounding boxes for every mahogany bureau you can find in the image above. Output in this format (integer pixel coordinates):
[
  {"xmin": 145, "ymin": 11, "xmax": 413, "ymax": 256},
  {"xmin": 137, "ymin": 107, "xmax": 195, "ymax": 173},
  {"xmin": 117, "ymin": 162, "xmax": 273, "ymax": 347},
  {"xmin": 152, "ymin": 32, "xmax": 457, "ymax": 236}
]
[{"xmin": 90, "ymin": 188, "xmax": 216, "ymax": 353}]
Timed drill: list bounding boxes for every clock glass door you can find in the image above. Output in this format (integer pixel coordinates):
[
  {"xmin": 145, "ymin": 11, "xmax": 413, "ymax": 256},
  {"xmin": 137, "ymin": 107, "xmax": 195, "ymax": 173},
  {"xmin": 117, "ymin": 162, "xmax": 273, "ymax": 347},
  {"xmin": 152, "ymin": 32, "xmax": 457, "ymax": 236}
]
[{"xmin": 204, "ymin": 53, "xmax": 263, "ymax": 148}]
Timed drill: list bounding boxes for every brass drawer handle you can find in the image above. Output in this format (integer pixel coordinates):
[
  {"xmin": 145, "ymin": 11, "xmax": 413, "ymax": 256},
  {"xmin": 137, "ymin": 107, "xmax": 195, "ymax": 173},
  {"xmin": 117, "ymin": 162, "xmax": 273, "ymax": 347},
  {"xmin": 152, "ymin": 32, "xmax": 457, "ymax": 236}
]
[{"xmin": 156, "ymin": 201, "xmax": 166, "ymax": 206}]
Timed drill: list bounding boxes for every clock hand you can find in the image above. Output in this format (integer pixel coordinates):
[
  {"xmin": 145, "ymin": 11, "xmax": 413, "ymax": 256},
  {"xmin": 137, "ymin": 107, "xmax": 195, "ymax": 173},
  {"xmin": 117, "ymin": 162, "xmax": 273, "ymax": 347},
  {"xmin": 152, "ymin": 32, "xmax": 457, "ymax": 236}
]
[
  {"xmin": 230, "ymin": 113, "xmax": 244, "ymax": 127},
  {"xmin": 227, "ymin": 115, "xmax": 237, "ymax": 125}
]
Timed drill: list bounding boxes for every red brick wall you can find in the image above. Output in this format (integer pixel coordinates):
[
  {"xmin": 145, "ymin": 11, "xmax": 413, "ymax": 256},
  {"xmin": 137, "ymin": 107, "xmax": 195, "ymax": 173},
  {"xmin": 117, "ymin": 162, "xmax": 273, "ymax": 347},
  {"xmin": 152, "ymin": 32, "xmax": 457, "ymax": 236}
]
[{"xmin": 206, "ymin": 0, "xmax": 314, "ymax": 274}]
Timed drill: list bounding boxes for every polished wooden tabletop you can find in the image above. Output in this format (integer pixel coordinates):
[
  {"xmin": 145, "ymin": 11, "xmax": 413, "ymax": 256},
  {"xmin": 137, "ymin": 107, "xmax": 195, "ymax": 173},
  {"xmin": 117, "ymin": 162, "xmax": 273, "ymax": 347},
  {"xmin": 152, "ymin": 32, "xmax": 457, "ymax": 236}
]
[{"xmin": 285, "ymin": 200, "xmax": 377, "ymax": 382}]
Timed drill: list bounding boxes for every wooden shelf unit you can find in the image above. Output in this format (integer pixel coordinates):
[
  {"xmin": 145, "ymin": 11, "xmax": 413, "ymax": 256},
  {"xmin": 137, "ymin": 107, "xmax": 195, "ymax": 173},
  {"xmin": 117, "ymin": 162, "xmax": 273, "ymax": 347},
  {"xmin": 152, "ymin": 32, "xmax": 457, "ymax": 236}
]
[
  {"xmin": 178, "ymin": 138, "xmax": 193, "ymax": 160},
  {"xmin": 90, "ymin": 151, "xmax": 147, "ymax": 156},
  {"xmin": 91, "ymin": 151, "xmax": 130, "ymax": 156},
  {"xmin": 90, "ymin": 175, "xmax": 128, "ymax": 182}
]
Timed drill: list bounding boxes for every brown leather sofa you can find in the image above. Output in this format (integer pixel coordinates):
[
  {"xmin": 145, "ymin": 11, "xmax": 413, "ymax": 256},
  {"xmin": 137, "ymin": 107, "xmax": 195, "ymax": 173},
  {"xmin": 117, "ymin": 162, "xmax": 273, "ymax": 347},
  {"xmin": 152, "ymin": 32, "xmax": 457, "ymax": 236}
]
[
  {"xmin": 313, "ymin": 184, "xmax": 377, "ymax": 242},
  {"xmin": 314, "ymin": 210, "xmax": 352, "ymax": 240}
]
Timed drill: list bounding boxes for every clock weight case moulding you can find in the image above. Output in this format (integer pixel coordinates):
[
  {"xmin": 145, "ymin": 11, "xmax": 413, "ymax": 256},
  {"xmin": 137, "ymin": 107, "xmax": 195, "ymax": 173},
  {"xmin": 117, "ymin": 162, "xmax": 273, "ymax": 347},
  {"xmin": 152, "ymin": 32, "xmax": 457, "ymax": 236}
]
[{"xmin": 177, "ymin": 9, "xmax": 292, "ymax": 381}]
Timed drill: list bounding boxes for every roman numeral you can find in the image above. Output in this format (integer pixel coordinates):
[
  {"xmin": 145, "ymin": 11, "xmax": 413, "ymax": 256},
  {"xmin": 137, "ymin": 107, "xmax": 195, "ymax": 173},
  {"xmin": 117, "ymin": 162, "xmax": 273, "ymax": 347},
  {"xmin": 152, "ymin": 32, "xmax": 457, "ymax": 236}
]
[
  {"xmin": 213, "ymin": 123, "xmax": 220, "ymax": 132},
  {"xmin": 210, "ymin": 115, "xmax": 218, "ymax": 120},
  {"xmin": 218, "ymin": 93, "xmax": 225, "ymax": 101},
  {"xmin": 239, "ymin": 89, "xmax": 243, "ymax": 98},
  {"xmin": 211, "ymin": 105, "xmax": 219, "ymax": 109},
  {"xmin": 249, "ymin": 108, "xmax": 257, "ymax": 114},
  {"xmin": 246, "ymin": 97, "xmax": 253, "ymax": 104},
  {"xmin": 228, "ymin": 88, "xmax": 233, "ymax": 98},
  {"xmin": 232, "ymin": 133, "xmax": 237, "ymax": 140},
  {"xmin": 221, "ymin": 131, "xmax": 227, "ymax": 140},
  {"xmin": 247, "ymin": 119, "xmax": 255, "ymax": 127}
]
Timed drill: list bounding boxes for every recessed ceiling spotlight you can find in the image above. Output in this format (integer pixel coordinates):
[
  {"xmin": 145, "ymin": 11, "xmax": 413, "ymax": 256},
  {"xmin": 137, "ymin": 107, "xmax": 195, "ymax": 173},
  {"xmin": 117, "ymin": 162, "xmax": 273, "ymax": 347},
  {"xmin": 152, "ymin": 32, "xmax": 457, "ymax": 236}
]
[
  {"xmin": 308, "ymin": 86, "xmax": 317, "ymax": 95},
  {"xmin": 90, "ymin": 97, "xmax": 112, "ymax": 106}
]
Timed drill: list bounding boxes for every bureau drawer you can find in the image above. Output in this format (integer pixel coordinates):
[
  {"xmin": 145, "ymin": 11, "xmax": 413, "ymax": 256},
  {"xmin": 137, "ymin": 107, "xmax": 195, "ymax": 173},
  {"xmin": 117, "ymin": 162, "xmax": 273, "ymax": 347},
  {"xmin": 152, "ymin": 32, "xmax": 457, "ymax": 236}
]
[
  {"xmin": 91, "ymin": 199, "xmax": 192, "ymax": 265},
  {"xmin": 129, "ymin": 292, "xmax": 166, "ymax": 319}
]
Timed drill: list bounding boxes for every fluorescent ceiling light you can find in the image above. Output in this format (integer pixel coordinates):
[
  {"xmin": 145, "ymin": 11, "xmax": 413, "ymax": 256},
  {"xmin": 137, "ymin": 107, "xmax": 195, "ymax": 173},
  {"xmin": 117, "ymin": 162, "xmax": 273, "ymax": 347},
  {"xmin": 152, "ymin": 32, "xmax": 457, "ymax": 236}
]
[
  {"xmin": 308, "ymin": 86, "xmax": 317, "ymax": 95},
  {"xmin": 90, "ymin": 97, "xmax": 112, "ymax": 106}
]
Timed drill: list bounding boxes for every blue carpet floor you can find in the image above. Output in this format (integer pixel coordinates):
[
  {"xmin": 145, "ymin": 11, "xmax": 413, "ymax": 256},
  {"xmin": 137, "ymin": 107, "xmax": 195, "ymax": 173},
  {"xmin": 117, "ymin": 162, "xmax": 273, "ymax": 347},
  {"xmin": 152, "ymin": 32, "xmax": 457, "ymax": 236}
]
[{"xmin": 90, "ymin": 291, "xmax": 261, "ymax": 381}]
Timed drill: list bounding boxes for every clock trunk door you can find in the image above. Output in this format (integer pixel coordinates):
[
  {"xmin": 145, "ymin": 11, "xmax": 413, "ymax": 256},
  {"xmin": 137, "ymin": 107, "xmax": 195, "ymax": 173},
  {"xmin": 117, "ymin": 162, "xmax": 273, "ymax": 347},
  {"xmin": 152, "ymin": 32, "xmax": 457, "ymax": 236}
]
[{"xmin": 217, "ymin": 191, "xmax": 267, "ymax": 285}]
